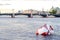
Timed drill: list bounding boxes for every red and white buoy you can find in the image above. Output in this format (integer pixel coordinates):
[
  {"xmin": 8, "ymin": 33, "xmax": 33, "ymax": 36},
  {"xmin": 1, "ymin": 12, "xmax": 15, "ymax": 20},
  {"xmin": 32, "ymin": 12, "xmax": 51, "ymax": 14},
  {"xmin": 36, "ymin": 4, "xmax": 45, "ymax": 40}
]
[{"xmin": 36, "ymin": 24, "xmax": 54, "ymax": 36}]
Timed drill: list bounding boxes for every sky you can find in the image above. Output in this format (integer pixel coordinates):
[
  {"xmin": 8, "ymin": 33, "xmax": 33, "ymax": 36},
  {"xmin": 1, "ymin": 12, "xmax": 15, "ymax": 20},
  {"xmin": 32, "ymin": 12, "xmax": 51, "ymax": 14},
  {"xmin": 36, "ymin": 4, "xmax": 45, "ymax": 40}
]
[{"xmin": 0, "ymin": 0, "xmax": 60, "ymax": 11}]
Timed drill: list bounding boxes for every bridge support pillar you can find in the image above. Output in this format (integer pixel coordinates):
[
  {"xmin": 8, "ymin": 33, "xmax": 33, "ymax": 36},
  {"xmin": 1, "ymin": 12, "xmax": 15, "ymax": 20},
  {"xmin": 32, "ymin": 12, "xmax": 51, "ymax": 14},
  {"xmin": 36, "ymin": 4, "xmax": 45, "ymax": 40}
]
[
  {"xmin": 28, "ymin": 14, "xmax": 33, "ymax": 18},
  {"xmin": 28, "ymin": 12, "xmax": 33, "ymax": 18},
  {"xmin": 11, "ymin": 14, "xmax": 15, "ymax": 18}
]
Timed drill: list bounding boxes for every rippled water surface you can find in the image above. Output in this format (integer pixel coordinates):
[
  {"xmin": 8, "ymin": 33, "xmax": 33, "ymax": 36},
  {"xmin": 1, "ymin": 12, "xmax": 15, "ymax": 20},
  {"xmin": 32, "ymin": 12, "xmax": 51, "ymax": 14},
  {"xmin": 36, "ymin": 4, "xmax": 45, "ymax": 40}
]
[{"xmin": 0, "ymin": 16, "xmax": 60, "ymax": 40}]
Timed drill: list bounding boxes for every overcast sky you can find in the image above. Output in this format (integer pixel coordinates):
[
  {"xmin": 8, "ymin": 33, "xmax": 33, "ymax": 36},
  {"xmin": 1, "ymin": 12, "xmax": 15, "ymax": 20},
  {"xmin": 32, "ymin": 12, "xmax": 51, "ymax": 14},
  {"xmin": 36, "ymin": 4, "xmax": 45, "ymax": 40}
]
[{"xmin": 0, "ymin": 0, "xmax": 60, "ymax": 11}]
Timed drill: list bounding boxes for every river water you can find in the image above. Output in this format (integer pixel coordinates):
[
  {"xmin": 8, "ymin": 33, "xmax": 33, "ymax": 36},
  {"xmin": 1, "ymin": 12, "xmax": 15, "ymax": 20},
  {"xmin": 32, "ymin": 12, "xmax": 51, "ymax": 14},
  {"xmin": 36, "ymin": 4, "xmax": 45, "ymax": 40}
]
[{"xmin": 0, "ymin": 16, "xmax": 60, "ymax": 40}]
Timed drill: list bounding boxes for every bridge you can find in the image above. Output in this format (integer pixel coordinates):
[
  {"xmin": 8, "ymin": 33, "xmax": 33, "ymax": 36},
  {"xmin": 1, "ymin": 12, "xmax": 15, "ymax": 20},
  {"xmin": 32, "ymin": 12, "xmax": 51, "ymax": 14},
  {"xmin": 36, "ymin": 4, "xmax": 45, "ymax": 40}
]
[
  {"xmin": 0, "ymin": 13, "xmax": 60, "ymax": 18},
  {"xmin": 0, "ymin": 13, "xmax": 50, "ymax": 18}
]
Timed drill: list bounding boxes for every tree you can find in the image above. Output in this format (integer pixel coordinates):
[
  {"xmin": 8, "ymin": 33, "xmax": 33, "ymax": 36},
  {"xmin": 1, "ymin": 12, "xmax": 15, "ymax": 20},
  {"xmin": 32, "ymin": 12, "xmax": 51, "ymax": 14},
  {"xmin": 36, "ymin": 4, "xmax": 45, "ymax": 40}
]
[{"xmin": 49, "ymin": 7, "xmax": 57, "ymax": 14}]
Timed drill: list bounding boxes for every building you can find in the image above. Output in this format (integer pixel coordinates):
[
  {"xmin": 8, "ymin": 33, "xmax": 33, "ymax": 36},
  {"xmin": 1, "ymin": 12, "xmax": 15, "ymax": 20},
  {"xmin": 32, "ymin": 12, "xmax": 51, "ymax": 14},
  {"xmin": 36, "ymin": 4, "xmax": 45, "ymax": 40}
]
[
  {"xmin": 55, "ymin": 7, "xmax": 60, "ymax": 14},
  {"xmin": 0, "ymin": 9, "xmax": 18, "ymax": 13},
  {"xmin": 23, "ymin": 9, "xmax": 38, "ymax": 14}
]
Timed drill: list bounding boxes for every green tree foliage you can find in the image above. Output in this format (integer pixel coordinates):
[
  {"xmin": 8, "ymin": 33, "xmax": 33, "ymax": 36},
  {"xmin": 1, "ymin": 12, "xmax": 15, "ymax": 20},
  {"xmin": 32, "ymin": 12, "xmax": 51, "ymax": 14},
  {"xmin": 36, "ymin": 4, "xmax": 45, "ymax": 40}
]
[{"xmin": 49, "ymin": 7, "xmax": 57, "ymax": 14}]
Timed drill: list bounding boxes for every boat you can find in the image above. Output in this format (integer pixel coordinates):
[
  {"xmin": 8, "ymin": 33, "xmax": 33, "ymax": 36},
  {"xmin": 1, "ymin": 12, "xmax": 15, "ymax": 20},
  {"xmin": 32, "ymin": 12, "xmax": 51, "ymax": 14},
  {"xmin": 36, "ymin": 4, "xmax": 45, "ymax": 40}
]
[{"xmin": 36, "ymin": 24, "xmax": 54, "ymax": 36}]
